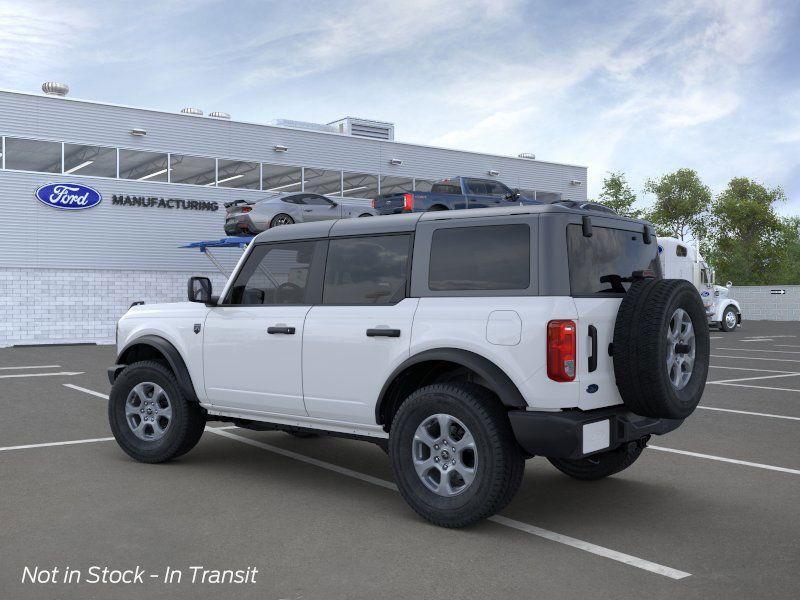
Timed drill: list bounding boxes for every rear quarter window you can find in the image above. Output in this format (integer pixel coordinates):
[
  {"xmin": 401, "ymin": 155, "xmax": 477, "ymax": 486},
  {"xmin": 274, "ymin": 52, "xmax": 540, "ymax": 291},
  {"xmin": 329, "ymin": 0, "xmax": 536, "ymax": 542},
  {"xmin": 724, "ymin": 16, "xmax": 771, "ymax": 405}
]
[
  {"xmin": 428, "ymin": 224, "xmax": 530, "ymax": 291},
  {"xmin": 567, "ymin": 224, "xmax": 661, "ymax": 295}
]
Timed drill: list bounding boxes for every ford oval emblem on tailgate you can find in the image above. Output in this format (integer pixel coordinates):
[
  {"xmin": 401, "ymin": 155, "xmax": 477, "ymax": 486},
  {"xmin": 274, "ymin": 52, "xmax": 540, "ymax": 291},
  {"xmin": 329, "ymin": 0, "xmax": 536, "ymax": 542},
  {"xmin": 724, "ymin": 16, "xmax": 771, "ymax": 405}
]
[{"xmin": 35, "ymin": 183, "xmax": 102, "ymax": 210}]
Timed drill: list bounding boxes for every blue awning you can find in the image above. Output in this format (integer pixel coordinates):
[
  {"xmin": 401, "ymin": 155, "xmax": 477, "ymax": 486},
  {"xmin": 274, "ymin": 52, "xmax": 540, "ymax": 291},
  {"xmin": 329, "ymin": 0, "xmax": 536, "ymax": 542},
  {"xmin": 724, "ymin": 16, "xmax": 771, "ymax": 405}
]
[{"xmin": 180, "ymin": 236, "xmax": 253, "ymax": 251}]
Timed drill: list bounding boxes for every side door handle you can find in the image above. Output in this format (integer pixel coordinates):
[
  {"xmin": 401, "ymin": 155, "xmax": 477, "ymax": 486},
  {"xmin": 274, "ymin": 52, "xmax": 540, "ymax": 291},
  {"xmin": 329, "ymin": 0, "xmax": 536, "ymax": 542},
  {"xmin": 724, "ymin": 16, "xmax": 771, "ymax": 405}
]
[
  {"xmin": 267, "ymin": 326, "xmax": 296, "ymax": 335},
  {"xmin": 303, "ymin": 208, "xmax": 313, "ymax": 212},
  {"xmin": 366, "ymin": 328, "xmax": 401, "ymax": 338},
  {"xmin": 588, "ymin": 325, "xmax": 598, "ymax": 372}
]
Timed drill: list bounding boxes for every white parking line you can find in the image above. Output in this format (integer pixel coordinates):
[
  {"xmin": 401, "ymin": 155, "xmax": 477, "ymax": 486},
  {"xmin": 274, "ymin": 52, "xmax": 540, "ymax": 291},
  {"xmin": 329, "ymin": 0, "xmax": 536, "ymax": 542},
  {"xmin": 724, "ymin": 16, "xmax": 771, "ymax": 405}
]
[
  {"xmin": 708, "ymin": 382, "xmax": 800, "ymax": 394},
  {"xmin": 710, "ymin": 365, "xmax": 797, "ymax": 373},
  {"xmin": 0, "ymin": 371, "xmax": 84, "ymax": 379},
  {"xmin": 0, "ymin": 437, "xmax": 114, "ymax": 452},
  {"xmin": 716, "ymin": 347, "xmax": 800, "ymax": 354},
  {"xmin": 207, "ymin": 428, "xmax": 691, "ymax": 579},
  {"xmin": 0, "ymin": 365, "xmax": 61, "ymax": 370},
  {"xmin": 712, "ymin": 354, "xmax": 800, "ymax": 364},
  {"xmin": 697, "ymin": 406, "xmax": 800, "ymax": 421},
  {"xmin": 649, "ymin": 446, "xmax": 800, "ymax": 475},
  {"xmin": 708, "ymin": 373, "xmax": 800, "ymax": 385},
  {"xmin": 64, "ymin": 383, "xmax": 110, "ymax": 399}
]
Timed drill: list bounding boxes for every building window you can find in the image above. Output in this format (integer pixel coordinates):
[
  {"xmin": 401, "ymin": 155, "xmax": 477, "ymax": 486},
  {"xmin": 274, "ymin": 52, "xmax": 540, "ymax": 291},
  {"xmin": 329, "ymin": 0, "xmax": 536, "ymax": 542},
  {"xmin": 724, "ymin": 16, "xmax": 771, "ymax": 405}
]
[
  {"xmin": 534, "ymin": 191, "xmax": 562, "ymax": 203},
  {"xmin": 262, "ymin": 163, "xmax": 302, "ymax": 193},
  {"xmin": 170, "ymin": 154, "xmax": 216, "ymax": 186},
  {"xmin": 119, "ymin": 149, "xmax": 169, "ymax": 182},
  {"xmin": 217, "ymin": 159, "xmax": 260, "ymax": 189},
  {"xmin": 4, "ymin": 137, "xmax": 61, "ymax": 173},
  {"xmin": 342, "ymin": 172, "xmax": 379, "ymax": 199},
  {"xmin": 323, "ymin": 235, "xmax": 411, "ymax": 305},
  {"xmin": 676, "ymin": 245, "xmax": 688, "ymax": 257},
  {"xmin": 429, "ymin": 225, "xmax": 530, "ymax": 291},
  {"xmin": 379, "ymin": 175, "xmax": 413, "ymax": 195},
  {"xmin": 304, "ymin": 168, "xmax": 342, "ymax": 196},
  {"xmin": 414, "ymin": 178, "xmax": 436, "ymax": 192},
  {"xmin": 63, "ymin": 144, "xmax": 117, "ymax": 177}
]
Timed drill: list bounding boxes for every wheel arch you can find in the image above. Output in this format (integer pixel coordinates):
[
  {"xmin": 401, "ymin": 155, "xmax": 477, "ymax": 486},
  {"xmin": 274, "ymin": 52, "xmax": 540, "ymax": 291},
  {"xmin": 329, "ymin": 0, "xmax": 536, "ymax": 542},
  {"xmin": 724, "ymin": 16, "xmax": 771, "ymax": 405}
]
[
  {"xmin": 375, "ymin": 348, "xmax": 527, "ymax": 430},
  {"xmin": 114, "ymin": 335, "xmax": 199, "ymax": 403}
]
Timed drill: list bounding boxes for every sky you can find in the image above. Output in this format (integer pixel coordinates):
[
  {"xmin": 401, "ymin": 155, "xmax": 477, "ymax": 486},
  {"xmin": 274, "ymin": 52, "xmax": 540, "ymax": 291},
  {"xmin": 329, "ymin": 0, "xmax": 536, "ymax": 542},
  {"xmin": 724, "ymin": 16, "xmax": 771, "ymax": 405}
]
[{"xmin": 1, "ymin": 0, "xmax": 799, "ymax": 214}]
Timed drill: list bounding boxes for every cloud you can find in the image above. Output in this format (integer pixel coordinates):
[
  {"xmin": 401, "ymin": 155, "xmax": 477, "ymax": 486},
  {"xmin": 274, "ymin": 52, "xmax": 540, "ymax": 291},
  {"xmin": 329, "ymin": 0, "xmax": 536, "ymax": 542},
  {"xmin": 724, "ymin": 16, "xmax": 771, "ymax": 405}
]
[{"xmin": 0, "ymin": 1, "xmax": 90, "ymax": 81}]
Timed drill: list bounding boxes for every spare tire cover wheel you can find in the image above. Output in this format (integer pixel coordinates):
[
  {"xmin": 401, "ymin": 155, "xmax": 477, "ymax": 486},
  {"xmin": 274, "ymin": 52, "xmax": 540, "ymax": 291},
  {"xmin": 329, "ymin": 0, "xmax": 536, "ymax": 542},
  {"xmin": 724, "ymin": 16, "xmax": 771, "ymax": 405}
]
[{"xmin": 612, "ymin": 279, "xmax": 710, "ymax": 420}]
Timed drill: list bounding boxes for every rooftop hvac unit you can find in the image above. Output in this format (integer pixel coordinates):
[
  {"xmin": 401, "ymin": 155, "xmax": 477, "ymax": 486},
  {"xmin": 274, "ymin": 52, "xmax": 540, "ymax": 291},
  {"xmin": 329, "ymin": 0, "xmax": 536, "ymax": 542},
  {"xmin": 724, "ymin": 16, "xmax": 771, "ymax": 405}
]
[
  {"xmin": 329, "ymin": 117, "xmax": 395, "ymax": 141},
  {"xmin": 268, "ymin": 119, "xmax": 337, "ymax": 134},
  {"xmin": 42, "ymin": 82, "xmax": 69, "ymax": 96},
  {"xmin": 180, "ymin": 107, "xmax": 204, "ymax": 116}
]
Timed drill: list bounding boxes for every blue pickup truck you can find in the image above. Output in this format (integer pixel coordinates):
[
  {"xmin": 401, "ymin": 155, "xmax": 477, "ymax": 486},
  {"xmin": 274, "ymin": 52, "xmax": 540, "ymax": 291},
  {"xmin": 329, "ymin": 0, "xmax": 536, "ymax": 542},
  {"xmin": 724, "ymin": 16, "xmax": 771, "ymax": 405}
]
[{"xmin": 371, "ymin": 177, "xmax": 540, "ymax": 214}]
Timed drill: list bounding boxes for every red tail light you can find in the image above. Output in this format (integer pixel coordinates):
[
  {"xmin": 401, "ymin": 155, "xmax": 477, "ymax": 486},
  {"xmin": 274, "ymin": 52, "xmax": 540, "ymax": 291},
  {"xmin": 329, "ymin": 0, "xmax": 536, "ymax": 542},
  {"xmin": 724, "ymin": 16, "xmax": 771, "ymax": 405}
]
[
  {"xmin": 371, "ymin": 198, "xmax": 377, "ymax": 209},
  {"xmin": 241, "ymin": 207, "xmax": 252, "ymax": 213},
  {"xmin": 547, "ymin": 320, "xmax": 576, "ymax": 382},
  {"xmin": 403, "ymin": 193, "xmax": 414, "ymax": 211}
]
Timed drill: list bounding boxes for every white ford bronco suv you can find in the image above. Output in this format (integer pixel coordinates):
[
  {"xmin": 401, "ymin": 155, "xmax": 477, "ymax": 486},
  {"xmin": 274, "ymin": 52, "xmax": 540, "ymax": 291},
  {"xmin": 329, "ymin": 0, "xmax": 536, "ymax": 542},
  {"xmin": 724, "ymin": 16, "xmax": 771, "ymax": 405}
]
[{"xmin": 109, "ymin": 205, "xmax": 709, "ymax": 527}]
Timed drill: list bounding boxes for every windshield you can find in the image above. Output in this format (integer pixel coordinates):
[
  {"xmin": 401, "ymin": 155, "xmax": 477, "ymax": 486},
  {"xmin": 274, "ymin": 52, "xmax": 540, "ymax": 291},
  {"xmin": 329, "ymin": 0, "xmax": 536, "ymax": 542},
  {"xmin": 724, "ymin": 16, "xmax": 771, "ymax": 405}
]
[{"xmin": 567, "ymin": 224, "xmax": 662, "ymax": 295}]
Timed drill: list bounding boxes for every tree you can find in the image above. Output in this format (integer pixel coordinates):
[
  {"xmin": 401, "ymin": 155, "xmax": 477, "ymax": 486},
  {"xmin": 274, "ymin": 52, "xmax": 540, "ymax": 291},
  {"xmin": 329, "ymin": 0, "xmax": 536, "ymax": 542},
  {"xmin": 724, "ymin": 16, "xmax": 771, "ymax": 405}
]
[
  {"xmin": 643, "ymin": 168, "xmax": 711, "ymax": 241},
  {"xmin": 705, "ymin": 177, "xmax": 791, "ymax": 285},
  {"xmin": 595, "ymin": 171, "xmax": 641, "ymax": 218}
]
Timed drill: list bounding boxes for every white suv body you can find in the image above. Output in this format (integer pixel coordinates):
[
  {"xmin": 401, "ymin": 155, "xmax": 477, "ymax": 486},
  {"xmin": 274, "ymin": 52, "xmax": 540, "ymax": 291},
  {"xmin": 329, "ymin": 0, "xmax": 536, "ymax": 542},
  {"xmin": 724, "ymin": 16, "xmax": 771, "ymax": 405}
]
[{"xmin": 110, "ymin": 205, "xmax": 709, "ymax": 527}]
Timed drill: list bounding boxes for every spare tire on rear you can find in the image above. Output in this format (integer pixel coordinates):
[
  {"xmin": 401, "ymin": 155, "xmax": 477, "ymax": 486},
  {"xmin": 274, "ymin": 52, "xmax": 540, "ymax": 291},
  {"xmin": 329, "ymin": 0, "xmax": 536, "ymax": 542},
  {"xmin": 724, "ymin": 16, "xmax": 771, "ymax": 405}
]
[{"xmin": 612, "ymin": 279, "xmax": 709, "ymax": 419}]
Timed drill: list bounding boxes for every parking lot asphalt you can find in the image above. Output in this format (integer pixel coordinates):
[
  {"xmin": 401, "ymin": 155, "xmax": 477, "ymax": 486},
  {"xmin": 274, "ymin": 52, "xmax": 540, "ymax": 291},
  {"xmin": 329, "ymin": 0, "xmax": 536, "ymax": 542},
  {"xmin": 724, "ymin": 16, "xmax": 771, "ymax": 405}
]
[{"xmin": 1, "ymin": 321, "xmax": 799, "ymax": 600}]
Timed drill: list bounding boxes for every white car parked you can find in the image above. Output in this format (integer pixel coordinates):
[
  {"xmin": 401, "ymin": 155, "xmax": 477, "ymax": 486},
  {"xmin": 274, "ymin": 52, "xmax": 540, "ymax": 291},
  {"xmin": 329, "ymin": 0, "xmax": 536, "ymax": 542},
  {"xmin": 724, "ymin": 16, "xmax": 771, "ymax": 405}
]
[{"xmin": 108, "ymin": 206, "xmax": 710, "ymax": 527}]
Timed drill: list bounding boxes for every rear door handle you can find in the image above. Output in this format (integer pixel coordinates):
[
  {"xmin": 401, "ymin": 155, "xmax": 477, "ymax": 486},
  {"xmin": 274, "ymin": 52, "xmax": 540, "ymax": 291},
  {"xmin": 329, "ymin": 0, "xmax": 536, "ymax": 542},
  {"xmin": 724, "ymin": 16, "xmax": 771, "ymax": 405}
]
[
  {"xmin": 366, "ymin": 328, "xmax": 401, "ymax": 338},
  {"xmin": 303, "ymin": 208, "xmax": 313, "ymax": 212},
  {"xmin": 588, "ymin": 325, "xmax": 598, "ymax": 372},
  {"xmin": 268, "ymin": 326, "xmax": 295, "ymax": 335}
]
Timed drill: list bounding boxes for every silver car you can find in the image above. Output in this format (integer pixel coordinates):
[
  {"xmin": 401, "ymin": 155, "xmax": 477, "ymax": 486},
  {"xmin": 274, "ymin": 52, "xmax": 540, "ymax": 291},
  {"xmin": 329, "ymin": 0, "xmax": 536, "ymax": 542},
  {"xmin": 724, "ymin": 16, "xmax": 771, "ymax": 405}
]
[{"xmin": 224, "ymin": 192, "xmax": 376, "ymax": 235}]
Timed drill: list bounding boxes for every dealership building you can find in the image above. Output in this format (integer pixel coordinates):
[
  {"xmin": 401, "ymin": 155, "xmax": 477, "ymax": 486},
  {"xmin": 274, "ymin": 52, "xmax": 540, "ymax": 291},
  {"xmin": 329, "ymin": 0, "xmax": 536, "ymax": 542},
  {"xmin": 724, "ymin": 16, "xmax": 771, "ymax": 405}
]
[{"xmin": 0, "ymin": 84, "xmax": 588, "ymax": 347}]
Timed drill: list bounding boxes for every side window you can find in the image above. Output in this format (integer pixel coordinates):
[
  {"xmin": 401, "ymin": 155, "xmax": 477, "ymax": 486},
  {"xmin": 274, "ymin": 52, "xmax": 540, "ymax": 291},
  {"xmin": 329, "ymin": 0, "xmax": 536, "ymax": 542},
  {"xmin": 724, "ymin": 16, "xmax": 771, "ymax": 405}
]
[
  {"xmin": 227, "ymin": 241, "xmax": 317, "ymax": 305},
  {"xmin": 283, "ymin": 195, "xmax": 305, "ymax": 205},
  {"xmin": 323, "ymin": 235, "xmax": 411, "ymax": 305},
  {"xmin": 485, "ymin": 181, "xmax": 512, "ymax": 197},
  {"xmin": 305, "ymin": 194, "xmax": 334, "ymax": 206},
  {"xmin": 430, "ymin": 182, "xmax": 461, "ymax": 195},
  {"xmin": 676, "ymin": 245, "xmax": 688, "ymax": 257},
  {"xmin": 429, "ymin": 225, "xmax": 530, "ymax": 291},
  {"xmin": 465, "ymin": 179, "xmax": 489, "ymax": 195}
]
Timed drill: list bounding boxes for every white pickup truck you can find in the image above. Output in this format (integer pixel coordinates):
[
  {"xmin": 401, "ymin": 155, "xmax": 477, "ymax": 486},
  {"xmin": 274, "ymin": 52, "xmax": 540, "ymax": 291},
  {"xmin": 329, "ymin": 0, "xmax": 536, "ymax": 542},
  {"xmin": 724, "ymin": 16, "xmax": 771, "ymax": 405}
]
[
  {"xmin": 108, "ymin": 206, "xmax": 710, "ymax": 527},
  {"xmin": 658, "ymin": 237, "xmax": 742, "ymax": 332}
]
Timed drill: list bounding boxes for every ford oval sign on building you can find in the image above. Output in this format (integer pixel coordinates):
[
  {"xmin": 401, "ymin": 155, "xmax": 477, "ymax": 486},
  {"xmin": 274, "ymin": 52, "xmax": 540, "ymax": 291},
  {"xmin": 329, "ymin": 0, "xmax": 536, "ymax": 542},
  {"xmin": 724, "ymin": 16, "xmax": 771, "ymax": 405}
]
[{"xmin": 35, "ymin": 183, "xmax": 102, "ymax": 210}]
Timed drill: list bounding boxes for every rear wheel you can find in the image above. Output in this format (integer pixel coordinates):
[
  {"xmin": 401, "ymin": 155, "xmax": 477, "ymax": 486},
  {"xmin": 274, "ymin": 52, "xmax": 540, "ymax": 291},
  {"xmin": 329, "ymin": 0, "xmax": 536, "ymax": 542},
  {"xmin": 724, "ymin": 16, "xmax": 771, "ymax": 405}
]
[
  {"xmin": 548, "ymin": 439, "xmax": 647, "ymax": 480},
  {"xmin": 389, "ymin": 383, "xmax": 524, "ymax": 528},
  {"xmin": 720, "ymin": 306, "xmax": 738, "ymax": 332},
  {"xmin": 108, "ymin": 361, "xmax": 206, "ymax": 463},
  {"xmin": 270, "ymin": 213, "xmax": 294, "ymax": 227}
]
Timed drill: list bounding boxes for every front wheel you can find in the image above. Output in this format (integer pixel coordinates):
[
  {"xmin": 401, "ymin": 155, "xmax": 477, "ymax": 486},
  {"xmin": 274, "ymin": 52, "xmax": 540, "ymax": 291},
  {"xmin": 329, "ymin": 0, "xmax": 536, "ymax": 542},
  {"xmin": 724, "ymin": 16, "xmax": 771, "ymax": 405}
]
[
  {"xmin": 389, "ymin": 383, "xmax": 524, "ymax": 528},
  {"xmin": 547, "ymin": 439, "xmax": 646, "ymax": 481},
  {"xmin": 108, "ymin": 361, "xmax": 206, "ymax": 463},
  {"xmin": 720, "ymin": 306, "xmax": 738, "ymax": 332}
]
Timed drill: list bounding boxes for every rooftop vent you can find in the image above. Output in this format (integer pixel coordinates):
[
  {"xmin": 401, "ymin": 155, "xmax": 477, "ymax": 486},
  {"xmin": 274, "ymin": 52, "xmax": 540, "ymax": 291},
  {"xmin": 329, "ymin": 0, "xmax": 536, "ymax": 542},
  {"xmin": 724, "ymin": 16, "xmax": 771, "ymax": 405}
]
[
  {"xmin": 329, "ymin": 117, "xmax": 394, "ymax": 141},
  {"xmin": 518, "ymin": 152, "xmax": 536, "ymax": 160},
  {"xmin": 268, "ymin": 119, "xmax": 337, "ymax": 134},
  {"xmin": 42, "ymin": 82, "xmax": 69, "ymax": 97},
  {"xmin": 209, "ymin": 111, "xmax": 230, "ymax": 119},
  {"xmin": 180, "ymin": 107, "xmax": 203, "ymax": 116}
]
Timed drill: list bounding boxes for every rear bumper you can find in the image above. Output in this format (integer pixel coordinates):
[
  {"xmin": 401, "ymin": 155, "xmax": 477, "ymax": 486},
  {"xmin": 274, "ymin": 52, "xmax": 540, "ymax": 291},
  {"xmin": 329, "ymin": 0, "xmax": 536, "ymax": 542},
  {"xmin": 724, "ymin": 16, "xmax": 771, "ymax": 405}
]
[{"xmin": 508, "ymin": 406, "xmax": 683, "ymax": 459}]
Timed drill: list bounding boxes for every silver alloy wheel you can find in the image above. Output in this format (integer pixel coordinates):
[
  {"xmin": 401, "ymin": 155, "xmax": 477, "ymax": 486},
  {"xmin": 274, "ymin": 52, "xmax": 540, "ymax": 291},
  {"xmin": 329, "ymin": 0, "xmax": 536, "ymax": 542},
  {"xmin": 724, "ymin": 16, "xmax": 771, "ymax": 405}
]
[
  {"xmin": 412, "ymin": 413, "xmax": 478, "ymax": 497},
  {"xmin": 725, "ymin": 309, "xmax": 737, "ymax": 329},
  {"xmin": 666, "ymin": 308, "xmax": 696, "ymax": 390},
  {"xmin": 272, "ymin": 215, "xmax": 293, "ymax": 227},
  {"xmin": 125, "ymin": 382, "xmax": 172, "ymax": 441}
]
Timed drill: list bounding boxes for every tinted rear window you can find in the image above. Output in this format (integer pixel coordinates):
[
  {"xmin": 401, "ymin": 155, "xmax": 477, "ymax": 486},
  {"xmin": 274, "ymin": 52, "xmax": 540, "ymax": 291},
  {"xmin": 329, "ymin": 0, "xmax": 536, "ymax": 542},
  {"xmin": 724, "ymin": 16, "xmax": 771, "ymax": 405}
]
[
  {"xmin": 429, "ymin": 225, "xmax": 530, "ymax": 291},
  {"xmin": 567, "ymin": 224, "xmax": 661, "ymax": 295}
]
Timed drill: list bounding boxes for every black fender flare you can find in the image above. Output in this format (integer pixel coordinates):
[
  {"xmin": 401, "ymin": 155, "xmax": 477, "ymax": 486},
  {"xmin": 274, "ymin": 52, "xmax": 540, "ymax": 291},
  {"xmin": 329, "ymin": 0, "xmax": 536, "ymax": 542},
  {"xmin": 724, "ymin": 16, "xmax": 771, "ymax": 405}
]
[
  {"xmin": 113, "ymin": 335, "xmax": 200, "ymax": 403},
  {"xmin": 375, "ymin": 348, "xmax": 527, "ymax": 424}
]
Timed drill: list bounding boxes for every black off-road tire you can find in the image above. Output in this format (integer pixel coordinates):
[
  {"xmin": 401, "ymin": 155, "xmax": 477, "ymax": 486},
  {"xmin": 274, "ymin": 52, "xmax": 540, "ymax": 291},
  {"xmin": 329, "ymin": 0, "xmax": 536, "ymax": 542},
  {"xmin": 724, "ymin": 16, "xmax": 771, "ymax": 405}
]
[
  {"xmin": 548, "ymin": 439, "xmax": 647, "ymax": 481},
  {"xmin": 720, "ymin": 306, "xmax": 738, "ymax": 332},
  {"xmin": 612, "ymin": 279, "xmax": 710, "ymax": 419},
  {"xmin": 108, "ymin": 361, "xmax": 206, "ymax": 463},
  {"xmin": 389, "ymin": 383, "xmax": 524, "ymax": 528}
]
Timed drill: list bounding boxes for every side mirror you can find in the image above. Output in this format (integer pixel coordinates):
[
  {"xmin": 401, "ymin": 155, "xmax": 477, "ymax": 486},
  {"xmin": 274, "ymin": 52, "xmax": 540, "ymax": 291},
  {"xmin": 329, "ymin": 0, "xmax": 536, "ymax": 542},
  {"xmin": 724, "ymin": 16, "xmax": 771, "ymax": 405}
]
[
  {"xmin": 726, "ymin": 281, "xmax": 733, "ymax": 289},
  {"xmin": 188, "ymin": 276, "xmax": 213, "ymax": 303},
  {"xmin": 329, "ymin": 201, "xmax": 339, "ymax": 208}
]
